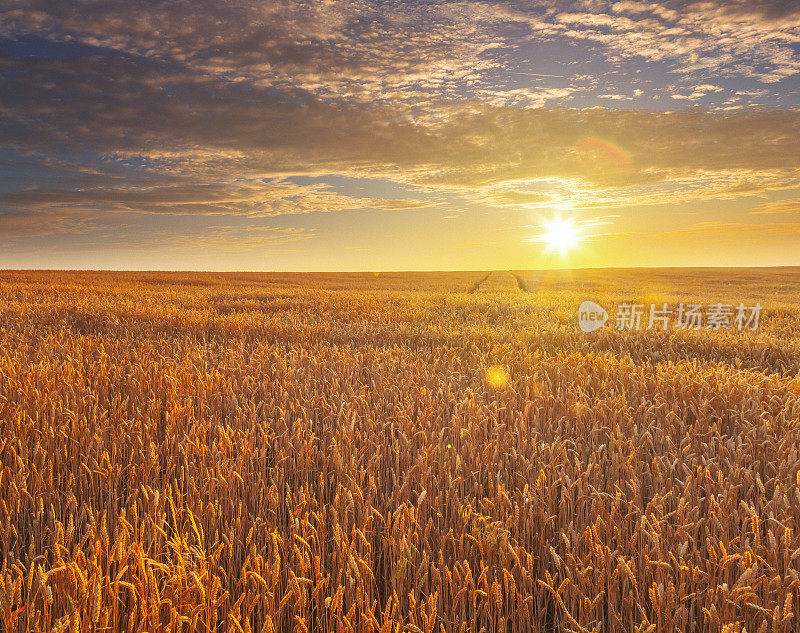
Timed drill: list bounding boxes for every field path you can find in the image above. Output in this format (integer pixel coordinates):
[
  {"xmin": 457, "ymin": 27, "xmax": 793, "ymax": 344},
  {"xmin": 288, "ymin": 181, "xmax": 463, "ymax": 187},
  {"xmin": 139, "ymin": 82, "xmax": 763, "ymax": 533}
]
[
  {"xmin": 467, "ymin": 272, "xmax": 491, "ymax": 293},
  {"xmin": 511, "ymin": 271, "xmax": 542, "ymax": 292},
  {"xmin": 470, "ymin": 271, "xmax": 520, "ymax": 293},
  {"xmin": 511, "ymin": 272, "xmax": 528, "ymax": 292}
]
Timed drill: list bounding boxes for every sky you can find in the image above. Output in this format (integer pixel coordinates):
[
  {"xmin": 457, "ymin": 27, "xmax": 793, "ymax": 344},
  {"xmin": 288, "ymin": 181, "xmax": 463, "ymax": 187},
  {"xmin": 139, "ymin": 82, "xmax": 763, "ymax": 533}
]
[{"xmin": 1, "ymin": 0, "xmax": 799, "ymax": 271}]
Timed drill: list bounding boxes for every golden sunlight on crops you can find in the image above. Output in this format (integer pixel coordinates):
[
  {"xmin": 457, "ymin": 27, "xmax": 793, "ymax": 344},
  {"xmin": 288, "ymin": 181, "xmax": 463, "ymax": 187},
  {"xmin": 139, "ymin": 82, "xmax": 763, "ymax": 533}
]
[{"xmin": 1, "ymin": 268, "xmax": 799, "ymax": 633}]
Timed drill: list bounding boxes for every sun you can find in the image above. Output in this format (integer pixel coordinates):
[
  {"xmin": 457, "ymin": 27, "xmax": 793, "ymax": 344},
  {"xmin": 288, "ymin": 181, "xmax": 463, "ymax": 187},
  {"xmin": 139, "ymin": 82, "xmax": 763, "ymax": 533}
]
[{"xmin": 541, "ymin": 219, "xmax": 580, "ymax": 254}]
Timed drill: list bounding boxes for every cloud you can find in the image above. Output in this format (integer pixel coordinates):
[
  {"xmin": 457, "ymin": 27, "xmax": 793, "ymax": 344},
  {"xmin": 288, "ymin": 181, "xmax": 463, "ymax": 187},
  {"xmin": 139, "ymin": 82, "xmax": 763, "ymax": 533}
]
[
  {"xmin": 0, "ymin": 0, "xmax": 506, "ymax": 106},
  {"xmin": 0, "ymin": 177, "xmax": 432, "ymax": 218},
  {"xmin": 2, "ymin": 0, "xmax": 797, "ymax": 106},
  {"xmin": 0, "ymin": 208, "xmax": 96, "ymax": 238},
  {"xmin": 2, "ymin": 52, "xmax": 799, "ymax": 222},
  {"xmin": 416, "ymin": 105, "xmax": 800, "ymax": 192},
  {"xmin": 750, "ymin": 198, "xmax": 800, "ymax": 214},
  {"xmin": 477, "ymin": 190, "xmax": 556, "ymax": 207},
  {"xmin": 136, "ymin": 226, "xmax": 316, "ymax": 253},
  {"xmin": 603, "ymin": 1, "xmax": 800, "ymax": 82},
  {"xmin": 0, "ymin": 0, "xmax": 798, "ymax": 243}
]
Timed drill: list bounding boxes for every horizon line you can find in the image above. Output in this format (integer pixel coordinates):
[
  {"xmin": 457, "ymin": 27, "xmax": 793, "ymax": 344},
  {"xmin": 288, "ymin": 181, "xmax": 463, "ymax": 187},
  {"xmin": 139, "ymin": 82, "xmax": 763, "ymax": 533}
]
[{"xmin": 3, "ymin": 264, "xmax": 800, "ymax": 274}]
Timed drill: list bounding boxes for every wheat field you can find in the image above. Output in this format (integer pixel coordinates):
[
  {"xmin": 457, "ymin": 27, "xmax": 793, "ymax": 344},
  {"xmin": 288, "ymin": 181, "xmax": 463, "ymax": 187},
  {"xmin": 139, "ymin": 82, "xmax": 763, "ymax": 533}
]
[{"xmin": 1, "ymin": 268, "xmax": 799, "ymax": 633}]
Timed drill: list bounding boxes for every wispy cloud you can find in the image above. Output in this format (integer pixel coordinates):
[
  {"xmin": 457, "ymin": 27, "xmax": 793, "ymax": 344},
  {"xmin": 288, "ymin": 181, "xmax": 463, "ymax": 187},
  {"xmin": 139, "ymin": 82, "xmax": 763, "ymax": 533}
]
[{"xmin": 750, "ymin": 198, "xmax": 800, "ymax": 214}]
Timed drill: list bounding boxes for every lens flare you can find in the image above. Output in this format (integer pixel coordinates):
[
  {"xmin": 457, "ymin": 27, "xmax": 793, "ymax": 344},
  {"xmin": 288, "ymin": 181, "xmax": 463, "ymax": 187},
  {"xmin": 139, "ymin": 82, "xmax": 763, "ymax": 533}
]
[
  {"xmin": 486, "ymin": 365, "xmax": 509, "ymax": 388},
  {"xmin": 575, "ymin": 137, "xmax": 632, "ymax": 171}
]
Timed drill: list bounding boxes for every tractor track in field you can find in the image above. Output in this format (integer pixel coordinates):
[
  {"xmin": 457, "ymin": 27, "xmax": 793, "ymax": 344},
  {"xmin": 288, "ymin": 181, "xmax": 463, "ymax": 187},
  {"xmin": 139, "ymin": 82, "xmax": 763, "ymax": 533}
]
[
  {"xmin": 467, "ymin": 272, "xmax": 491, "ymax": 294},
  {"xmin": 469, "ymin": 271, "xmax": 543, "ymax": 294},
  {"xmin": 512, "ymin": 272, "xmax": 543, "ymax": 293},
  {"xmin": 511, "ymin": 272, "xmax": 529, "ymax": 292}
]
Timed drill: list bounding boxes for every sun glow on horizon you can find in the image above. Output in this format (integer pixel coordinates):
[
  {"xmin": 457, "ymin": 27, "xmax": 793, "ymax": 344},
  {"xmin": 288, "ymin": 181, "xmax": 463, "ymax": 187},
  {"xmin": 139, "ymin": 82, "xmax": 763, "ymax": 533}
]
[{"xmin": 537, "ymin": 218, "xmax": 581, "ymax": 255}]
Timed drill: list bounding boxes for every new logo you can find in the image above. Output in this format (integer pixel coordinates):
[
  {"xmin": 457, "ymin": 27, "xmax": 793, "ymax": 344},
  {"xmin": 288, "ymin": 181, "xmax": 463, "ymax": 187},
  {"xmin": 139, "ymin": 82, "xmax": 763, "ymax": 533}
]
[{"xmin": 578, "ymin": 301, "xmax": 608, "ymax": 332}]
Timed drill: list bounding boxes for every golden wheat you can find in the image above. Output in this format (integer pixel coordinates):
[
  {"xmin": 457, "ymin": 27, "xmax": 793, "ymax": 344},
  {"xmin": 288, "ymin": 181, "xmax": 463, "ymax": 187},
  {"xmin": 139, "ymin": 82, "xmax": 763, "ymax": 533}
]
[{"xmin": 0, "ymin": 268, "xmax": 798, "ymax": 632}]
